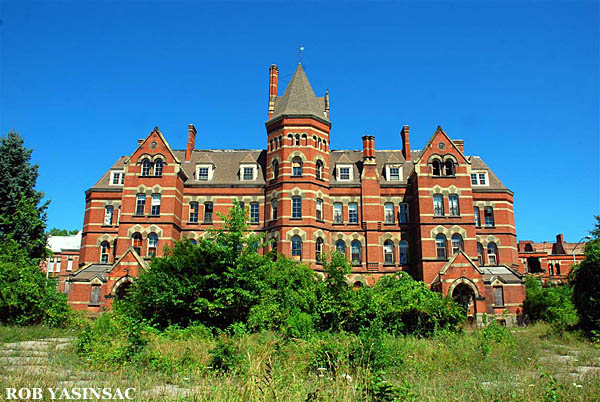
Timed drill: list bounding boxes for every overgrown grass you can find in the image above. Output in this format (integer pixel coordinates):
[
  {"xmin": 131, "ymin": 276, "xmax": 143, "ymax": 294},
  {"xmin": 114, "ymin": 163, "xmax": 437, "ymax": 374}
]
[
  {"xmin": 1, "ymin": 322, "xmax": 599, "ymax": 401},
  {"xmin": 0, "ymin": 324, "xmax": 77, "ymax": 343}
]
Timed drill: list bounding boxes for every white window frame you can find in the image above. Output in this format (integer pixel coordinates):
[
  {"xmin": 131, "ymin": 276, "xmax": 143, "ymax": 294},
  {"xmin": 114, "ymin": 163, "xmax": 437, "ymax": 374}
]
[
  {"xmin": 240, "ymin": 164, "xmax": 257, "ymax": 181},
  {"xmin": 196, "ymin": 164, "xmax": 214, "ymax": 181},
  {"xmin": 470, "ymin": 171, "xmax": 489, "ymax": 186},
  {"xmin": 386, "ymin": 165, "xmax": 402, "ymax": 181},
  {"xmin": 333, "ymin": 202, "xmax": 343, "ymax": 224},
  {"xmin": 104, "ymin": 205, "xmax": 114, "ymax": 226},
  {"xmin": 110, "ymin": 171, "xmax": 124, "ymax": 186},
  {"xmin": 67, "ymin": 257, "xmax": 73, "ymax": 271},
  {"xmin": 336, "ymin": 165, "xmax": 353, "ymax": 181}
]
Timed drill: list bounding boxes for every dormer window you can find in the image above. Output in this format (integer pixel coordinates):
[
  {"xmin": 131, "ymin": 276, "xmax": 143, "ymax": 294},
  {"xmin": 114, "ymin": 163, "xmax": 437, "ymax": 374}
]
[
  {"xmin": 110, "ymin": 171, "xmax": 125, "ymax": 185},
  {"xmin": 240, "ymin": 164, "xmax": 257, "ymax": 181},
  {"xmin": 470, "ymin": 171, "xmax": 488, "ymax": 186},
  {"xmin": 386, "ymin": 165, "xmax": 401, "ymax": 181},
  {"xmin": 196, "ymin": 164, "xmax": 214, "ymax": 181},
  {"xmin": 337, "ymin": 165, "xmax": 353, "ymax": 181}
]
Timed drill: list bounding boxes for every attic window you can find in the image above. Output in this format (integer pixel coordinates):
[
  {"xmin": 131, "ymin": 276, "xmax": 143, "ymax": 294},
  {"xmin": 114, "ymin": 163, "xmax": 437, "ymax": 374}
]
[
  {"xmin": 196, "ymin": 165, "xmax": 213, "ymax": 181},
  {"xmin": 243, "ymin": 167, "xmax": 254, "ymax": 180},
  {"xmin": 240, "ymin": 164, "xmax": 257, "ymax": 181},
  {"xmin": 337, "ymin": 165, "xmax": 352, "ymax": 181},
  {"xmin": 110, "ymin": 171, "xmax": 124, "ymax": 185},
  {"xmin": 470, "ymin": 171, "xmax": 488, "ymax": 186},
  {"xmin": 386, "ymin": 165, "xmax": 401, "ymax": 181}
]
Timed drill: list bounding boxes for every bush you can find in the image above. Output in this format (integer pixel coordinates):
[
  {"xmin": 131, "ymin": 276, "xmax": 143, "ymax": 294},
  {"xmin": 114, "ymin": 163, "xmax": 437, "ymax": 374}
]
[
  {"xmin": 0, "ymin": 239, "xmax": 71, "ymax": 327},
  {"xmin": 523, "ymin": 276, "xmax": 577, "ymax": 328},
  {"xmin": 571, "ymin": 229, "xmax": 600, "ymax": 336},
  {"xmin": 209, "ymin": 337, "xmax": 242, "ymax": 373}
]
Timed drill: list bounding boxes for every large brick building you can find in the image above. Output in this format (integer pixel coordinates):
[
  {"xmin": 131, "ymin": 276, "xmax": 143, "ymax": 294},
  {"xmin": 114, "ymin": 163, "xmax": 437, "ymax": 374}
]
[{"xmin": 67, "ymin": 63, "xmax": 525, "ymax": 324}]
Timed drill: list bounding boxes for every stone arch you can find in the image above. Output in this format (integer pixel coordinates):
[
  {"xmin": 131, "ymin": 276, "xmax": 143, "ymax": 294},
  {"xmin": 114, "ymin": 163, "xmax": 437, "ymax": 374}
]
[
  {"xmin": 430, "ymin": 225, "xmax": 467, "ymax": 239},
  {"xmin": 286, "ymin": 228, "xmax": 307, "ymax": 242},
  {"xmin": 427, "ymin": 153, "xmax": 444, "ymax": 164},
  {"xmin": 288, "ymin": 151, "xmax": 307, "ymax": 162},
  {"xmin": 127, "ymin": 225, "xmax": 163, "ymax": 238},
  {"xmin": 379, "ymin": 232, "xmax": 399, "ymax": 245},
  {"xmin": 136, "ymin": 153, "xmax": 152, "ymax": 163},
  {"xmin": 290, "ymin": 187, "xmax": 303, "ymax": 196},
  {"xmin": 443, "ymin": 154, "xmax": 458, "ymax": 164},
  {"xmin": 151, "ymin": 153, "xmax": 167, "ymax": 163},
  {"xmin": 111, "ymin": 276, "xmax": 134, "ymax": 300},
  {"xmin": 95, "ymin": 234, "xmax": 116, "ymax": 246},
  {"xmin": 476, "ymin": 235, "xmax": 502, "ymax": 248}
]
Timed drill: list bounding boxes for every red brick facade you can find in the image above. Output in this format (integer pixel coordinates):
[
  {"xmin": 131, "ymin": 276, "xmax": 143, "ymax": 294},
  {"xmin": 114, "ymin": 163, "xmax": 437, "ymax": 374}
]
[{"xmin": 65, "ymin": 63, "xmax": 525, "ymax": 325}]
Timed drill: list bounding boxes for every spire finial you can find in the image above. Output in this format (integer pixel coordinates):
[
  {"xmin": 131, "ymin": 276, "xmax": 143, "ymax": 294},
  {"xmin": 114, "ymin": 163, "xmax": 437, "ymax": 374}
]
[{"xmin": 298, "ymin": 46, "xmax": 304, "ymax": 65}]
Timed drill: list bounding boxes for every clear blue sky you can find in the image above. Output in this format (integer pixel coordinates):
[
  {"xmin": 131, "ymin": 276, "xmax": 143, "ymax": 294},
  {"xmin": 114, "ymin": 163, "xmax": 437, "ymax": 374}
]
[{"xmin": 1, "ymin": 1, "xmax": 598, "ymax": 242}]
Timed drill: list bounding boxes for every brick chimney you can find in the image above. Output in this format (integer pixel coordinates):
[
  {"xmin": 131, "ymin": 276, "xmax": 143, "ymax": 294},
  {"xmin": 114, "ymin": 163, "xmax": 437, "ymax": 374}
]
[
  {"xmin": 268, "ymin": 65, "xmax": 279, "ymax": 118},
  {"xmin": 453, "ymin": 139, "xmax": 464, "ymax": 154},
  {"xmin": 401, "ymin": 125, "xmax": 411, "ymax": 161},
  {"xmin": 362, "ymin": 135, "xmax": 375, "ymax": 163},
  {"xmin": 325, "ymin": 89, "xmax": 330, "ymax": 119},
  {"xmin": 185, "ymin": 124, "xmax": 196, "ymax": 163},
  {"xmin": 556, "ymin": 233, "xmax": 564, "ymax": 244}
]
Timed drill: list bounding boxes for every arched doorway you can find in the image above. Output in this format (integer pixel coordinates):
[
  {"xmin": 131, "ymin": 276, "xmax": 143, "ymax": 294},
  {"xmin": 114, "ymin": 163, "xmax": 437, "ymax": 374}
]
[
  {"xmin": 452, "ymin": 283, "xmax": 477, "ymax": 319},
  {"xmin": 527, "ymin": 257, "xmax": 542, "ymax": 273},
  {"xmin": 112, "ymin": 278, "xmax": 133, "ymax": 301}
]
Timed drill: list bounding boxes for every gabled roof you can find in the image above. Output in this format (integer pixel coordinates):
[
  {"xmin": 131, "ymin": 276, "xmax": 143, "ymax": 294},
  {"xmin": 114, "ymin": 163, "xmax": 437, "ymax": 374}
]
[
  {"xmin": 240, "ymin": 153, "xmax": 257, "ymax": 164},
  {"xmin": 126, "ymin": 126, "xmax": 181, "ymax": 165},
  {"xmin": 270, "ymin": 64, "xmax": 328, "ymax": 122},
  {"xmin": 414, "ymin": 126, "xmax": 469, "ymax": 164},
  {"xmin": 386, "ymin": 153, "xmax": 402, "ymax": 163},
  {"xmin": 336, "ymin": 154, "xmax": 353, "ymax": 164},
  {"xmin": 196, "ymin": 153, "xmax": 214, "ymax": 164}
]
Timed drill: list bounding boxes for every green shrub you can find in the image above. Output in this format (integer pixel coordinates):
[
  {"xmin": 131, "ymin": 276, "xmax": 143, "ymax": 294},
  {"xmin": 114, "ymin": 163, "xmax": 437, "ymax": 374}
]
[
  {"xmin": 571, "ymin": 227, "xmax": 600, "ymax": 336},
  {"xmin": 283, "ymin": 311, "xmax": 315, "ymax": 339},
  {"xmin": 523, "ymin": 276, "xmax": 577, "ymax": 328},
  {"xmin": 209, "ymin": 337, "xmax": 242, "ymax": 373}
]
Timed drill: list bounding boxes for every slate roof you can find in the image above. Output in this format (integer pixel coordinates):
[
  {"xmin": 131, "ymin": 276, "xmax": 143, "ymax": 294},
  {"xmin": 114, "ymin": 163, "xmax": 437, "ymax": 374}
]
[
  {"xmin": 176, "ymin": 150, "xmax": 267, "ymax": 186},
  {"xmin": 470, "ymin": 156, "xmax": 508, "ymax": 191},
  {"xmin": 270, "ymin": 64, "xmax": 328, "ymax": 122},
  {"xmin": 91, "ymin": 156, "xmax": 128, "ymax": 189},
  {"xmin": 329, "ymin": 150, "xmax": 414, "ymax": 186},
  {"xmin": 70, "ymin": 264, "xmax": 110, "ymax": 282},
  {"xmin": 480, "ymin": 266, "xmax": 523, "ymax": 284}
]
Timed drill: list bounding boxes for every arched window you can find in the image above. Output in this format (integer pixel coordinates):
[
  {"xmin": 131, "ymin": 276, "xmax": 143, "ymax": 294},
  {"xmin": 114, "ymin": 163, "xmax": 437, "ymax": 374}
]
[
  {"xmin": 302, "ymin": 134, "xmax": 308, "ymax": 146},
  {"xmin": 333, "ymin": 202, "xmax": 343, "ymax": 224},
  {"xmin": 433, "ymin": 194, "xmax": 444, "ymax": 216},
  {"xmin": 335, "ymin": 240, "xmax": 346, "ymax": 256},
  {"xmin": 132, "ymin": 233, "xmax": 142, "ymax": 256},
  {"xmin": 287, "ymin": 134, "xmax": 293, "ymax": 145},
  {"xmin": 451, "ymin": 234, "xmax": 463, "ymax": 254},
  {"xmin": 444, "ymin": 160, "xmax": 455, "ymax": 176},
  {"xmin": 291, "ymin": 236, "xmax": 302, "ymax": 260},
  {"xmin": 148, "ymin": 233, "xmax": 158, "ymax": 257},
  {"xmin": 104, "ymin": 205, "xmax": 114, "ymax": 226},
  {"xmin": 549, "ymin": 263, "xmax": 554, "ymax": 276},
  {"xmin": 351, "ymin": 240, "xmax": 361, "ymax": 265},
  {"xmin": 292, "ymin": 157, "xmax": 303, "ymax": 176},
  {"xmin": 315, "ymin": 237, "xmax": 323, "ymax": 263},
  {"xmin": 316, "ymin": 198, "xmax": 323, "ymax": 221},
  {"xmin": 383, "ymin": 240, "xmax": 394, "ymax": 265},
  {"xmin": 484, "ymin": 207, "xmax": 495, "ymax": 227},
  {"xmin": 555, "ymin": 262, "xmax": 561, "ymax": 275},
  {"xmin": 100, "ymin": 241, "xmax": 110, "ymax": 263},
  {"xmin": 349, "ymin": 203, "xmax": 358, "ymax": 224},
  {"xmin": 432, "ymin": 159, "xmax": 441, "ymax": 176},
  {"xmin": 271, "ymin": 199, "xmax": 278, "ymax": 220},
  {"xmin": 477, "ymin": 242, "xmax": 484, "ymax": 265},
  {"xmin": 295, "ymin": 134, "xmax": 300, "ymax": 146},
  {"xmin": 141, "ymin": 158, "xmax": 152, "ymax": 176},
  {"xmin": 399, "ymin": 240, "xmax": 409, "ymax": 264},
  {"xmin": 316, "ymin": 160, "xmax": 323, "ymax": 180},
  {"xmin": 154, "ymin": 158, "xmax": 163, "ymax": 177},
  {"xmin": 272, "ymin": 160, "xmax": 279, "ymax": 179},
  {"xmin": 318, "ymin": 138, "xmax": 322, "ymax": 150},
  {"xmin": 474, "ymin": 206, "xmax": 481, "ymax": 227},
  {"xmin": 384, "ymin": 203, "xmax": 395, "ymax": 223},
  {"xmin": 436, "ymin": 234, "xmax": 447, "ymax": 259},
  {"xmin": 189, "ymin": 239, "xmax": 197, "ymax": 246},
  {"xmin": 449, "ymin": 194, "xmax": 460, "ymax": 216},
  {"xmin": 487, "ymin": 242, "xmax": 498, "ymax": 265}
]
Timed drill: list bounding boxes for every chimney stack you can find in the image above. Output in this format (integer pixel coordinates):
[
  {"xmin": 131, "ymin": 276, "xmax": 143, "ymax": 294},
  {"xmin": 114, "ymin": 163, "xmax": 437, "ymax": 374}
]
[
  {"xmin": 268, "ymin": 64, "xmax": 279, "ymax": 118},
  {"xmin": 556, "ymin": 234, "xmax": 564, "ymax": 244},
  {"xmin": 185, "ymin": 124, "xmax": 196, "ymax": 163},
  {"xmin": 453, "ymin": 139, "xmax": 464, "ymax": 154},
  {"xmin": 362, "ymin": 135, "xmax": 376, "ymax": 163},
  {"xmin": 401, "ymin": 125, "xmax": 411, "ymax": 161},
  {"xmin": 325, "ymin": 89, "xmax": 330, "ymax": 119}
]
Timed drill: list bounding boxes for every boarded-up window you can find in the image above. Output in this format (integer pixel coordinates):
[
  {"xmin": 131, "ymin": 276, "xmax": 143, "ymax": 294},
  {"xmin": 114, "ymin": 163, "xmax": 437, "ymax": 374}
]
[
  {"xmin": 90, "ymin": 286, "xmax": 101, "ymax": 305},
  {"xmin": 493, "ymin": 286, "xmax": 504, "ymax": 307}
]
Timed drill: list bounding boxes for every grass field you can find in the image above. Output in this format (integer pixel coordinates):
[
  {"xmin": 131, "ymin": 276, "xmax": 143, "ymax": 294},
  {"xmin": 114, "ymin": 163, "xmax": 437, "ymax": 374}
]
[{"xmin": 0, "ymin": 323, "xmax": 599, "ymax": 401}]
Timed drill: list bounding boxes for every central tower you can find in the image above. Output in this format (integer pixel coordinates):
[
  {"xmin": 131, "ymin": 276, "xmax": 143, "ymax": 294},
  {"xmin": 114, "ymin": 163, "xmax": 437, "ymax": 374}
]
[{"xmin": 264, "ymin": 64, "xmax": 331, "ymax": 264}]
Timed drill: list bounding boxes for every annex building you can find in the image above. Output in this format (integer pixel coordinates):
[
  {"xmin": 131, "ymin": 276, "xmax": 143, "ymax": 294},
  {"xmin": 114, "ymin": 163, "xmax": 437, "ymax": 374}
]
[{"xmin": 66, "ymin": 63, "xmax": 525, "ymax": 325}]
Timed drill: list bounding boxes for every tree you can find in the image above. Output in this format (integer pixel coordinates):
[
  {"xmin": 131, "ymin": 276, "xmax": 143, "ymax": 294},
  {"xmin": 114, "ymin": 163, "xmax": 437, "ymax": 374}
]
[
  {"xmin": 0, "ymin": 131, "xmax": 48, "ymax": 259},
  {"xmin": 571, "ymin": 216, "xmax": 600, "ymax": 336},
  {"xmin": 47, "ymin": 228, "xmax": 79, "ymax": 236}
]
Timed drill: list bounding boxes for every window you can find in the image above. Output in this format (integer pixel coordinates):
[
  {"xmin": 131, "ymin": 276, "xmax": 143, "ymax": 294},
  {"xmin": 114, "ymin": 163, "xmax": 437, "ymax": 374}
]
[
  {"xmin": 100, "ymin": 241, "xmax": 110, "ymax": 263},
  {"xmin": 436, "ymin": 234, "xmax": 447, "ymax": 259},
  {"xmin": 154, "ymin": 159, "xmax": 163, "ymax": 177},
  {"xmin": 399, "ymin": 203, "xmax": 408, "ymax": 223},
  {"xmin": 242, "ymin": 167, "xmax": 254, "ymax": 181},
  {"xmin": 204, "ymin": 202, "xmax": 213, "ymax": 223},
  {"xmin": 316, "ymin": 237, "xmax": 324, "ymax": 263},
  {"xmin": 64, "ymin": 280, "xmax": 70, "ymax": 294},
  {"xmin": 384, "ymin": 240, "xmax": 394, "ymax": 265},
  {"xmin": 556, "ymin": 262, "xmax": 561, "ymax": 275},
  {"xmin": 141, "ymin": 159, "xmax": 152, "ymax": 176},
  {"xmin": 333, "ymin": 203, "xmax": 343, "ymax": 224},
  {"xmin": 151, "ymin": 194, "xmax": 161, "ymax": 216},
  {"xmin": 449, "ymin": 194, "xmax": 460, "ymax": 216},
  {"xmin": 349, "ymin": 203, "xmax": 358, "ymax": 224},
  {"xmin": 444, "ymin": 160, "xmax": 455, "ymax": 176},
  {"xmin": 484, "ymin": 207, "xmax": 495, "ymax": 227},
  {"xmin": 55, "ymin": 259, "xmax": 61, "ymax": 273},
  {"xmin": 487, "ymin": 242, "xmax": 498, "ymax": 265},
  {"xmin": 292, "ymin": 196, "xmax": 302, "ymax": 219},
  {"xmin": 433, "ymin": 194, "xmax": 444, "ymax": 216},
  {"xmin": 549, "ymin": 263, "xmax": 554, "ymax": 276},
  {"xmin": 67, "ymin": 257, "xmax": 73, "ymax": 271},
  {"xmin": 335, "ymin": 240, "xmax": 346, "ymax": 256},
  {"xmin": 316, "ymin": 160, "xmax": 323, "ymax": 180},
  {"xmin": 90, "ymin": 286, "xmax": 100, "ymax": 305},
  {"xmin": 388, "ymin": 166, "xmax": 400, "ymax": 181},
  {"xmin": 399, "ymin": 241, "xmax": 409, "ymax": 264},
  {"xmin": 474, "ymin": 206, "xmax": 481, "ymax": 227},
  {"xmin": 250, "ymin": 202, "xmax": 259, "ymax": 223},
  {"xmin": 239, "ymin": 201, "xmax": 245, "ymax": 211},
  {"xmin": 111, "ymin": 171, "xmax": 124, "ymax": 185},
  {"xmin": 477, "ymin": 242, "xmax": 484, "ymax": 265},
  {"xmin": 148, "ymin": 233, "xmax": 158, "ymax": 257},
  {"xmin": 135, "ymin": 194, "xmax": 146, "ymax": 215},
  {"xmin": 295, "ymin": 134, "xmax": 300, "ymax": 146},
  {"xmin": 471, "ymin": 171, "xmax": 488, "ymax": 186},
  {"xmin": 132, "ymin": 233, "xmax": 142, "ymax": 255},
  {"xmin": 451, "ymin": 234, "xmax": 463, "ymax": 255},
  {"xmin": 292, "ymin": 158, "xmax": 303, "ymax": 176},
  {"xmin": 190, "ymin": 239, "xmax": 197, "ymax": 246},
  {"xmin": 291, "ymin": 236, "xmax": 302, "ymax": 259},
  {"xmin": 339, "ymin": 167, "xmax": 351, "ymax": 180},
  {"xmin": 432, "ymin": 160, "xmax": 441, "ymax": 176},
  {"xmin": 189, "ymin": 202, "xmax": 199, "ymax": 223},
  {"xmin": 351, "ymin": 241, "xmax": 361, "ymax": 265},
  {"xmin": 493, "ymin": 286, "xmax": 504, "ymax": 307},
  {"xmin": 272, "ymin": 200, "xmax": 278, "ymax": 220},
  {"xmin": 104, "ymin": 205, "xmax": 114, "ymax": 226},
  {"xmin": 197, "ymin": 167, "xmax": 209, "ymax": 181},
  {"xmin": 316, "ymin": 199, "xmax": 323, "ymax": 221},
  {"xmin": 384, "ymin": 203, "xmax": 395, "ymax": 224},
  {"xmin": 272, "ymin": 160, "xmax": 279, "ymax": 179}
]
